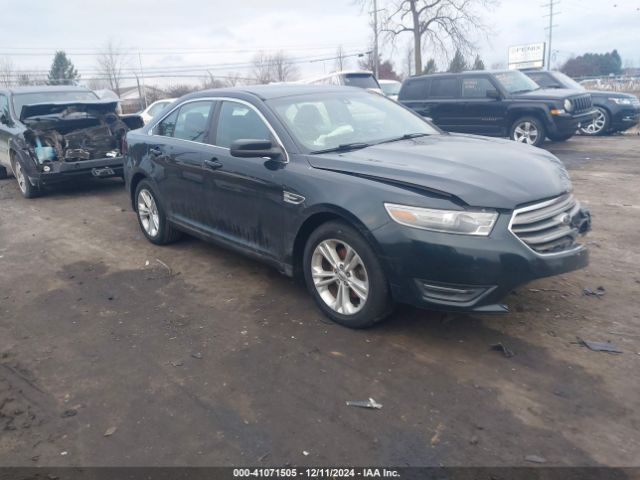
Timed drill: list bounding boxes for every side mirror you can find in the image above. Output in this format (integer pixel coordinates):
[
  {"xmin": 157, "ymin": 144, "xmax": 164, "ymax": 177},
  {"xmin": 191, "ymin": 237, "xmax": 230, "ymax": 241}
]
[
  {"xmin": 486, "ymin": 89, "xmax": 501, "ymax": 100},
  {"xmin": 230, "ymin": 139, "xmax": 282, "ymax": 160}
]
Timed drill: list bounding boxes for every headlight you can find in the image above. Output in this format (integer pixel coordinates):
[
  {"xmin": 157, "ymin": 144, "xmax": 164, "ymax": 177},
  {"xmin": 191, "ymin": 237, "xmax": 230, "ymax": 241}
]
[
  {"xmin": 564, "ymin": 99, "xmax": 574, "ymax": 112},
  {"xmin": 609, "ymin": 97, "xmax": 633, "ymax": 105},
  {"xmin": 384, "ymin": 203, "xmax": 498, "ymax": 236}
]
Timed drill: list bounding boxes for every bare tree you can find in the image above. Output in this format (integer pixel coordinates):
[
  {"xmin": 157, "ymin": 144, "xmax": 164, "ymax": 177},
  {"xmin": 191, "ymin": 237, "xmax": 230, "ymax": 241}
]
[
  {"xmin": 0, "ymin": 57, "xmax": 15, "ymax": 87},
  {"xmin": 87, "ymin": 77, "xmax": 110, "ymax": 91},
  {"xmin": 252, "ymin": 51, "xmax": 274, "ymax": 84},
  {"xmin": 201, "ymin": 71, "xmax": 225, "ymax": 90},
  {"xmin": 269, "ymin": 51, "xmax": 298, "ymax": 82},
  {"xmin": 223, "ymin": 72, "xmax": 244, "ymax": 87},
  {"xmin": 383, "ymin": 0, "xmax": 496, "ymax": 75},
  {"xmin": 96, "ymin": 40, "xmax": 129, "ymax": 96}
]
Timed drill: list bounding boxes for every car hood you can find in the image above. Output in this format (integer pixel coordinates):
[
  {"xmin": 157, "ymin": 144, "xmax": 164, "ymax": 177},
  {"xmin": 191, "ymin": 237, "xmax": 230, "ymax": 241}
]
[
  {"xmin": 586, "ymin": 90, "xmax": 638, "ymax": 100},
  {"xmin": 510, "ymin": 88, "xmax": 585, "ymax": 101},
  {"xmin": 306, "ymin": 134, "xmax": 572, "ymax": 210},
  {"xmin": 20, "ymin": 100, "xmax": 119, "ymax": 121}
]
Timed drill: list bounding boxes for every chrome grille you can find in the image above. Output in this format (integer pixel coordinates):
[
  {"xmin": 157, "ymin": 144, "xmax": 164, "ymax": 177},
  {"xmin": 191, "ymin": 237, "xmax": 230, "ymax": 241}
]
[
  {"xmin": 571, "ymin": 94, "xmax": 592, "ymax": 113},
  {"xmin": 510, "ymin": 194, "xmax": 582, "ymax": 254}
]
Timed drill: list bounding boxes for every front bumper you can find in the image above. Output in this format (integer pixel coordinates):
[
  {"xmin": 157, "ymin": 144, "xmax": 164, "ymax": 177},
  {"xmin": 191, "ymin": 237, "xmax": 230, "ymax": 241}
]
[
  {"xmin": 610, "ymin": 105, "xmax": 640, "ymax": 131},
  {"xmin": 28, "ymin": 157, "xmax": 124, "ymax": 187},
  {"xmin": 374, "ymin": 213, "xmax": 590, "ymax": 313},
  {"xmin": 549, "ymin": 109, "xmax": 598, "ymax": 136}
]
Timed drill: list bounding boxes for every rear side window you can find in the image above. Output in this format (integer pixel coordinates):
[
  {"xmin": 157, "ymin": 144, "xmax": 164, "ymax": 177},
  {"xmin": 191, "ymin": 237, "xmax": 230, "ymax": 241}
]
[
  {"xmin": 343, "ymin": 74, "xmax": 379, "ymax": 89},
  {"xmin": 461, "ymin": 78, "xmax": 495, "ymax": 98},
  {"xmin": 429, "ymin": 78, "xmax": 458, "ymax": 98},
  {"xmin": 399, "ymin": 79, "xmax": 428, "ymax": 101},
  {"xmin": 153, "ymin": 100, "xmax": 213, "ymax": 143}
]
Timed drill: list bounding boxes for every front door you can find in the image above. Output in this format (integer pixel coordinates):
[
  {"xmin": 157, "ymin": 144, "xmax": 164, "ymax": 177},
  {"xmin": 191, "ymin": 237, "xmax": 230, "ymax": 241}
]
[{"xmin": 458, "ymin": 76, "xmax": 506, "ymax": 135}]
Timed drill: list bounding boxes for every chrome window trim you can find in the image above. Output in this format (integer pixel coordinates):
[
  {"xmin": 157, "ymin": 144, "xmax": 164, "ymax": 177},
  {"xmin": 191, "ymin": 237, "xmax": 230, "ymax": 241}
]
[
  {"xmin": 147, "ymin": 96, "xmax": 289, "ymax": 163},
  {"xmin": 508, "ymin": 194, "xmax": 585, "ymax": 257}
]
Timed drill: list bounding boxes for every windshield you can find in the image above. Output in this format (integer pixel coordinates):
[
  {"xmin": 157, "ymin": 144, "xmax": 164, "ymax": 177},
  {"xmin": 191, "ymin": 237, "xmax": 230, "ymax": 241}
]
[
  {"xmin": 12, "ymin": 90, "xmax": 99, "ymax": 118},
  {"xmin": 380, "ymin": 82, "xmax": 401, "ymax": 96},
  {"xmin": 343, "ymin": 74, "xmax": 380, "ymax": 89},
  {"xmin": 269, "ymin": 91, "xmax": 439, "ymax": 152},
  {"xmin": 553, "ymin": 71, "xmax": 585, "ymax": 90},
  {"xmin": 493, "ymin": 71, "xmax": 540, "ymax": 94}
]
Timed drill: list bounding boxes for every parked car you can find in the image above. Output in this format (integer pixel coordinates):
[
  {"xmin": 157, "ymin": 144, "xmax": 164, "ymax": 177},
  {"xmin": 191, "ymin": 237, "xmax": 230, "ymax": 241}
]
[
  {"xmin": 299, "ymin": 70, "xmax": 383, "ymax": 94},
  {"xmin": 523, "ymin": 69, "xmax": 640, "ymax": 136},
  {"xmin": 123, "ymin": 85, "xmax": 591, "ymax": 328},
  {"xmin": 398, "ymin": 70, "xmax": 596, "ymax": 147},
  {"xmin": 0, "ymin": 86, "xmax": 143, "ymax": 198},
  {"xmin": 138, "ymin": 98, "xmax": 177, "ymax": 124},
  {"xmin": 379, "ymin": 79, "xmax": 402, "ymax": 100}
]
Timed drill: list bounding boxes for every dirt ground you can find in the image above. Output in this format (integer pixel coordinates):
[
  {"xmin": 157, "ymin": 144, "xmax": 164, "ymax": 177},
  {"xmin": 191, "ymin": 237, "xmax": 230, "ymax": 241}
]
[{"xmin": 0, "ymin": 134, "xmax": 639, "ymax": 467}]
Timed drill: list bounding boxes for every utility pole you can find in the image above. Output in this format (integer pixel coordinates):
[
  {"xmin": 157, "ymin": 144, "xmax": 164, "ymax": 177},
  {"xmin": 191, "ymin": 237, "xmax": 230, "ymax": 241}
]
[
  {"xmin": 138, "ymin": 51, "xmax": 148, "ymax": 108},
  {"xmin": 373, "ymin": 0, "xmax": 379, "ymax": 78},
  {"xmin": 543, "ymin": 0, "xmax": 560, "ymax": 69}
]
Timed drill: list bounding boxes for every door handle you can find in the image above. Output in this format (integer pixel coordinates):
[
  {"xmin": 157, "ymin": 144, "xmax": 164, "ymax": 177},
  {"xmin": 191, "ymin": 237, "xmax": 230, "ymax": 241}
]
[
  {"xmin": 149, "ymin": 147, "xmax": 162, "ymax": 156},
  {"xmin": 204, "ymin": 158, "xmax": 223, "ymax": 170}
]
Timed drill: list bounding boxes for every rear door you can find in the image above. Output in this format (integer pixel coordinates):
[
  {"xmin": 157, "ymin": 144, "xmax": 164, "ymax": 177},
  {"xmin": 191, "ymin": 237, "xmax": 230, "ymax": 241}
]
[
  {"xmin": 458, "ymin": 75, "xmax": 506, "ymax": 135},
  {"xmin": 426, "ymin": 76, "xmax": 463, "ymax": 131},
  {"xmin": 149, "ymin": 100, "xmax": 215, "ymax": 227},
  {"xmin": 399, "ymin": 78, "xmax": 431, "ymax": 118}
]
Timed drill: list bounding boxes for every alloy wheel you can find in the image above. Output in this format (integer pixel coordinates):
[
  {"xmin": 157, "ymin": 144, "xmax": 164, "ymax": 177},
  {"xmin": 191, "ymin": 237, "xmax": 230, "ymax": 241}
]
[
  {"xmin": 14, "ymin": 162, "xmax": 27, "ymax": 194},
  {"xmin": 137, "ymin": 189, "xmax": 160, "ymax": 237},
  {"xmin": 580, "ymin": 109, "xmax": 606, "ymax": 135},
  {"xmin": 513, "ymin": 121, "xmax": 539, "ymax": 145},
  {"xmin": 311, "ymin": 239, "xmax": 369, "ymax": 315}
]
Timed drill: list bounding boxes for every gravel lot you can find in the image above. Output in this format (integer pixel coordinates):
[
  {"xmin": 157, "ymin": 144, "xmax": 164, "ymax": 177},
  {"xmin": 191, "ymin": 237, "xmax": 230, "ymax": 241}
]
[{"xmin": 1, "ymin": 134, "xmax": 639, "ymax": 467}]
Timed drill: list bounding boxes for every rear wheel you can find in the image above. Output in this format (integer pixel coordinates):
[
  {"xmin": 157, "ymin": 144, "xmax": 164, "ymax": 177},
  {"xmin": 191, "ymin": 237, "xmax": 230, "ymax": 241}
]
[
  {"xmin": 11, "ymin": 157, "xmax": 40, "ymax": 198},
  {"xmin": 580, "ymin": 107, "xmax": 610, "ymax": 136},
  {"xmin": 303, "ymin": 221, "xmax": 393, "ymax": 328},
  {"xmin": 510, "ymin": 116, "xmax": 546, "ymax": 147},
  {"xmin": 135, "ymin": 180, "xmax": 182, "ymax": 245}
]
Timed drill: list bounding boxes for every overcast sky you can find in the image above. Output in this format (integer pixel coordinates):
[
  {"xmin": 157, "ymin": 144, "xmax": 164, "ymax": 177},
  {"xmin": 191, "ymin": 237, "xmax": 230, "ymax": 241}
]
[{"xmin": 1, "ymin": 0, "xmax": 639, "ymax": 88}]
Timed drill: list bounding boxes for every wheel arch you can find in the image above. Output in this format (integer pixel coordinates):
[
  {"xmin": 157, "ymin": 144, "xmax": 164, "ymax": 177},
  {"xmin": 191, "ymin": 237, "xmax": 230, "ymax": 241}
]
[
  {"xmin": 290, "ymin": 206, "xmax": 386, "ymax": 282},
  {"xmin": 129, "ymin": 171, "xmax": 148, "ymax": 210}
]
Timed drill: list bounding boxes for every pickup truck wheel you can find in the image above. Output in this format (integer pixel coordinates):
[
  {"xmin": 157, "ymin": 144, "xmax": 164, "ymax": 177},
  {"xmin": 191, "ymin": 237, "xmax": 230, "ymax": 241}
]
[
  {"xmin": 579, "ymin": 107, "xmax": 610, "ymax": 136},
  {"xmin": 135, "ymin": 180, "xmax": 182, "ymax": 245},
  {"xmin": 11, "ymin": 158, "xmax": 40, "ymax": 198},
  {"xmin": 510, "ymin": 116, "xmax": 546, "ymax": 147},
  {"xmin": 303, "ymin": 221, "xmax": 393, "ymax": 329}
]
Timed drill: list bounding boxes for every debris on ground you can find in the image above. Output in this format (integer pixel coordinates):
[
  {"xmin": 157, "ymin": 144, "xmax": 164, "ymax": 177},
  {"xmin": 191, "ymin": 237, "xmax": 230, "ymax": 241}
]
[
  {"xmin": 61, "ymin": 409, "xmax": 77, "ymax": 418},
  {"xmin": 525, "ymin": 454, "xmax": 547, "ymax": 464},
  {"xmin": 576, "ymin": 337, "xmax": 623, "ymax": 354},
  {"xmin": 490, "ymin": 342, "xmax": 514, "ymax": 358},
  {"xmin": 346, "ymin": 398, "xmax": 383, "ymax": 409},
  {"xmin": 583, "ymin": 286, "xmax": 606, "ymax": 298},
  {"xmin": 171, "ymin": 360, "xmax": 184, "ymax": 367},
  {"xmin": 430, "ymin": 423, "xmax": 445, "ymax": 446},
  {"xmin": 302, "ymin": 450, "xmax": 309, "ymax": 456},
  {"xmin": 191, "ymin": 352, "xmax": 203, "ymax": 360},
  {"xmin": 103, "ymin": 426, "xmax": 117, "ymax": 437},
  {"xmin": 469, "ymin": 435, "xmax": 479, "ymax": 445}
]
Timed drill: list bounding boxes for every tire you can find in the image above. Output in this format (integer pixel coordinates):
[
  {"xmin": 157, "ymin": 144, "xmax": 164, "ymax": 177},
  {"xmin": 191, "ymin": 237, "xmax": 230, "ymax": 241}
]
[
  {"xmin": 547, "ymin": 132, "xmax": 574, "ymax": 142},
  {"xmin": 11, "ymin": 157, "xmax": 40, "ymax": 198},
  {"xmin": 303, "ymin": 220, "xmax": 393, "ymax": 328},
  {"xmin": 134, "ymin": 180, "xmax": 182, "ymax": 245},
  {"xmin": 509, "ymin": 116, "xmax": 546, "ymax": 147},
  {"xmin": 0, "ymin": 166, "xmax": 7, "ymax": 180},
  {"xmin": 580, "ymin": 107, "xmax": 610, "ymax": 136}
]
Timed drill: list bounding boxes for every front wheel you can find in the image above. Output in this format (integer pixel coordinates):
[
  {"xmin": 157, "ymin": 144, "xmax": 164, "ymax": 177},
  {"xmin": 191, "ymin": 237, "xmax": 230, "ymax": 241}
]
[
  {"xmin": 510, "ymin": 116, "xmax": 546, "ymax": 147},
  {"xmin": 11, "ymin": 158, "xmax": 40, "ymax": 198},
  {"xmin": 303, "ymin": 221, "xmax": 393, "ymax": 328},
  {"xmin": 580, "ymin": 107, "xmax": 610, "ymax": 136}
]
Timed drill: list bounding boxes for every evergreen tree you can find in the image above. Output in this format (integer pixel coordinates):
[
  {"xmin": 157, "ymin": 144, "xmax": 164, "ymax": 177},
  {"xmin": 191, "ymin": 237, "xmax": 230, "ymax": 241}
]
[
  {"xmin": 422, "ymin": 58, "xmax": 438, "ymax": 74},
  {"xmin": 47, "ymin": 51, "xmax": 79, "ymax": 86},
  {"xmin": 448, "ymin": 50, "xmax": 468, "ymax": 73},
  {"xmin": 472, "ymin": 55, "xmax": 485, "ymax": 70}
]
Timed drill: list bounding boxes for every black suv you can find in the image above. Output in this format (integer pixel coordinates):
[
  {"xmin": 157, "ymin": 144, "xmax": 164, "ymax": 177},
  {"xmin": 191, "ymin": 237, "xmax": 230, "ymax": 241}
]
[
  {"xmin": 398, "ymin": 70, "xmax": 596, "ymax": 147},
  {"xmin": 524, "ymin": 69, "xmax": 640, "ymax": 136}
]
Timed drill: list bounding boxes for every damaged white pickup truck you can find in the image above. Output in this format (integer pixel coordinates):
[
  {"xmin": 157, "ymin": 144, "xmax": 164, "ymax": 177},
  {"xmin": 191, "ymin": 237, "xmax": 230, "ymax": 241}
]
[{"xmin": 0, "ymin": 86, "xmax": 143, "ymax": 198}]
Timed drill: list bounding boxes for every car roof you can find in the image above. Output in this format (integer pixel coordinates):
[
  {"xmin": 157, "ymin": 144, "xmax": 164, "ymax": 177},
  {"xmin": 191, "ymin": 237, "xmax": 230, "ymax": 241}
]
[
  {"xmin": 407, "ymin": 70, "xmax": 514, "ymax": 80},
  {"xmin": 187, "ymin": 84, "xmax": 365, "ymax": 101},
  {"xmin": 3, "ymin": 85, "xmax": 94, "ymax": 94}
]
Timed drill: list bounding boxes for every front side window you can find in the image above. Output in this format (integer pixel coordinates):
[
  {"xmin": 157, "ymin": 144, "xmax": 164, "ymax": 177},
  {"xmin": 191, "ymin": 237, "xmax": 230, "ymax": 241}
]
[
  {"xmin": 429, "ymin": 78, "xmax": 458, "ymax": 98},
  {"xmin": 461, "ymin": 77, "xmax": 495, "ymax": 98},
  {"xmin": 493, "ymin": 71, "xmax": 540, "ymax": 94},
  {"xmin": 215, "ymin": 101, "xmax": 273, "ymax": 148},
  {"xmin": 269, "ymin": 91, "xmax": 439, "ymax": 151}
]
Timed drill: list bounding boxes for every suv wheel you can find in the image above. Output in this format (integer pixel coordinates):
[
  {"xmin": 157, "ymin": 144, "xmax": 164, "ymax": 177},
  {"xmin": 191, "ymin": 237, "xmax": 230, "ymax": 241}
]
[
  {"xmin": 303, "ymin": 221, "xmax": 393, "ymax": 328},
  {"xmin": 11, "ymin": 157, "xmax": 40, "ymax": 198},
  {"xmin": 510, "ymin": 116, "xmax": 546, "ymax": 147},
  {"xmin": 135, "ymin": 180, "xmax": 182, "ymax": 245},
  {"xmin": 580, "ymin": 107, "xmax": 610, "ymax": 136}
]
